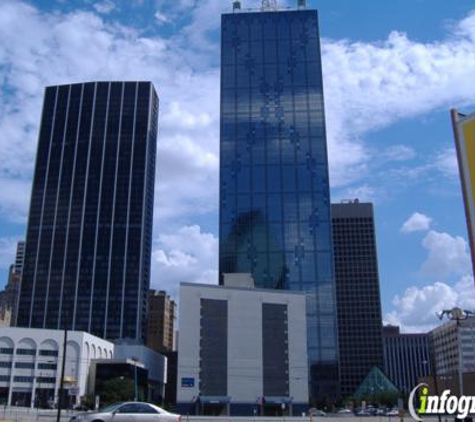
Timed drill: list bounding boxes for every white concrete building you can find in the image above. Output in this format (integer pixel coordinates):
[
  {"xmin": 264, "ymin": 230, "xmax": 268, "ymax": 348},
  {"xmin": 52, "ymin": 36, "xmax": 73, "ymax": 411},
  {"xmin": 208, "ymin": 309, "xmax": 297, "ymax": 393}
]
[
  {"xmin": 430, "ymin": 316, "xmax": 475, "ymax": 375},
  {"xmin": 0, "ymin": 327, "xmax": 113, "ymax": 407},
  {"xmin": 177, "ymin": 282, "xmax": 308, "ymax": 416}
]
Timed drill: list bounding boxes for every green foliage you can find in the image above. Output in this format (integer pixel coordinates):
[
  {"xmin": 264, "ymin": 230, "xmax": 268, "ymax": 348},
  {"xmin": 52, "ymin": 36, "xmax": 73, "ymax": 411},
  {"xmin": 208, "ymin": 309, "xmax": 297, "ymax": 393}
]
[{"xmin": 96, "ymin": 377, "xmax": 135, "ymax": 405}]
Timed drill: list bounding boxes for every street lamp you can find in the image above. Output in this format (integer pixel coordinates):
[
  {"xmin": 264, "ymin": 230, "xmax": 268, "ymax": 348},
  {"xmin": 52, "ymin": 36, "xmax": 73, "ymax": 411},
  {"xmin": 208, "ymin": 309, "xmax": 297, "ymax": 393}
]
[{"xmin": 437, "ymin": 307, "xmax": 475, "ymax": 397}]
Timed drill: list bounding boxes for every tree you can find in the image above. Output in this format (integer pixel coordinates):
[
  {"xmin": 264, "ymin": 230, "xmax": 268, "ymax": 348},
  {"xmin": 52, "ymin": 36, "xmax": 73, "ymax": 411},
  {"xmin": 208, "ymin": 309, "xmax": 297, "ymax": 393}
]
[{"xmin": 96, "ymin": 377, "xmax": 135, "ymax": 405}]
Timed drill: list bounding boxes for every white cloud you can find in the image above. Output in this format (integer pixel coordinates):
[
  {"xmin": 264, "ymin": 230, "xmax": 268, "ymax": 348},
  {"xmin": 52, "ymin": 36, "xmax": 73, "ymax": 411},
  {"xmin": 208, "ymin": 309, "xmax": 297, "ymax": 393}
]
[
  {"xmin": 334, "ymin": 184, "xmax": 379, "ymax": 204},
  {"xmin": 435, "ymin": 147, "xmax": 459, "ymax": 178},
  {"xmin": 382, "ymin": 145, "xmax": 417, "ymax": 162},
  {"xmin": 420, "ymin": 230, "xmax": 471, "ymax": 277},
  {"xmin": 93, "ymin": 1, "xmax": 116, "ymax": 14},
  {"xmin": 0, "ymin": 0, "xmax": 220, "ymax": 224},
  {"xmin": 322, "ymin": 12, "xmax": 475, "ymax": 186},
  {"xmin": 385, "ymin": 275, "xmax": 475, "ymax": 333},
  {"xmin": 1, "ymin": 2, "xmax": 475, "ymax": 222},
  {"xmin": 401, "ymin": 212, "xmax": 432, "ymax": 233},
  {"xmin": 151, "ymin": 225, "xmax": 218, "ymax": 299},
  {"xmin": 154, "ymin": 11, "xmax": 170, "ymax": 25}
]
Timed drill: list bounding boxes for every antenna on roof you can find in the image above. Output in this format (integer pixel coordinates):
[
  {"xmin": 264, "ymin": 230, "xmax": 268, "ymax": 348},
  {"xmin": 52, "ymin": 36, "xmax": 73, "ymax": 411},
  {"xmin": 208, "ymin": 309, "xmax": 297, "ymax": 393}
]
[
  {"xmin": 233, "ymin": 0, "xmax": 241, "ymax": 12},
  {"xmin": 261, "ymin": 0, "xmax": 277, "ymax": 11},
  {"xmin": 297, "ymin": 0, "xmax": 306, "ymax": 9}
]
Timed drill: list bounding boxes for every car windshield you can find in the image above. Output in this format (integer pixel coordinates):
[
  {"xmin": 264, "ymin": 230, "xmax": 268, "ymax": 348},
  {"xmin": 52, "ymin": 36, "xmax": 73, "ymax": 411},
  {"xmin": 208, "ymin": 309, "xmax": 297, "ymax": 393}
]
[{"xmin": 99, "ymin": 403, "xmax": 123, "ymax": 413}]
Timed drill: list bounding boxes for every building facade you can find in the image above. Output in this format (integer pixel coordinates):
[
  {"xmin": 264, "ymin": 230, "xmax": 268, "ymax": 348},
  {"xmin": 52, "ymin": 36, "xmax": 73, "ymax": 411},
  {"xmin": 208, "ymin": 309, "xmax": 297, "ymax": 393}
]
[
  {"xmin": 332, "ymin": 200, "xmax": 384, "ymax": 397},
  {"xmin": 0, "ymin": 327, "xmax": 113, "ymax": 407},
  {"xmin": 219, "ymin": 3, "xmax": 338, "ymax": 399},
  {"xmin": 430, "ymin": 316, "xmax": 475, "ymax": 378},
  {"xmin": 146, "ymin": 290, "xmax": 176, "ymax": 354},
  {"xmin": 0, "ymin": 241, "xmax": 24, "ymax": 327},
  {"xmin": 14, "ymin": 241, "xmax": 25, "ymax": 277},
  {"xmin": 16, "ymin": 82, "xmax": 158, "ymax": 342},
  {"xmin": 177, "ymin": 282, "xmax": 308, "ymax": 416},
  {"xmin": 382, "ymin": 325, "xmax": 431, "ymax": 394},
  {"xmin": 0, "ymin": 268, "xmax": 20, "ymax": 327}
]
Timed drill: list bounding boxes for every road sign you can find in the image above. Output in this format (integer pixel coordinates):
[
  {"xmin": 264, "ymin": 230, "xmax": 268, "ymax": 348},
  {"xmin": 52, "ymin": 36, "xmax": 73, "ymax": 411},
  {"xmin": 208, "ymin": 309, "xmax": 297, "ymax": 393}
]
[{"xmin": 181, "ymin": 377, "xmax": 195, "ymax": 387}]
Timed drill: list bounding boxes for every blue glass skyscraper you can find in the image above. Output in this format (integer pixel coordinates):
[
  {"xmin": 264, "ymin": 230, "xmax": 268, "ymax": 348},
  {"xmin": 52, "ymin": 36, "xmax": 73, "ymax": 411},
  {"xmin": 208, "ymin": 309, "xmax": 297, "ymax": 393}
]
[{"xmin": 219, "ymin": 4, "xmax": 339, "ymax": 399}]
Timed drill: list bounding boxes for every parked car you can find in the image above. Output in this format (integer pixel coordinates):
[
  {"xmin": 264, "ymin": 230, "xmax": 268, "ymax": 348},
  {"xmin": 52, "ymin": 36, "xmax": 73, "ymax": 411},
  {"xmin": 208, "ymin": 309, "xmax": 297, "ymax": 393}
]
[
  {"xmin": 385, "ymin": 408, "xmax": 399, "ymax": 417},
  {"xmin": 308, "ymin": 408, "xmax": 327, "ymax": 417},
  {"xmin": 356, "ymin": 409, "xmax": 373, "ymax": 417},
  {"xmin": 73, "ymin": 403, "xmax": 91, "ymax": 411},
  {"xmin": 337, "ymin": 408, "xmax": 353, "ymax": 414},
  {"xmin": 68, "ymin": 402, "xmax": 181, "ymax": 422}
]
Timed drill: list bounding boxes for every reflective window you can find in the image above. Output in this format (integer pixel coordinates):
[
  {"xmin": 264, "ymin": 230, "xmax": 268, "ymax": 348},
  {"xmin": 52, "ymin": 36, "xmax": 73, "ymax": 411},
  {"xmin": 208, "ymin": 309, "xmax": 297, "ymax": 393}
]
[{"xmin": 219, "ymin": 10, "xmax": 338, "ymax": 398}]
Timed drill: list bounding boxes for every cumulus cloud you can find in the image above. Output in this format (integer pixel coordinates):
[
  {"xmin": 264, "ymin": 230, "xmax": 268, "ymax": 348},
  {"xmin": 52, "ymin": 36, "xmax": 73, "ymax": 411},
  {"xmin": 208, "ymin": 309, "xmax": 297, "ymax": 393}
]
[
  {"xmin": 385, "ymin": 275, "xmax": 475, "ymax": 333},
  {"xmin": 420, "ymin": 230, "xmax": 471, "ymax": 277},
  {"xmin": 322, "ymin": 12, "xmax": 475, "ymax": 186},
  {"xmin": 151, "ymin": 225, "xmax": 218, "ymax": 299},
  {"xmin": 0, "ymin": 0, "xmax": 219, "ymax": 224},
  {"xmin": 3, "ymin": 1, "xmax": 475, "ymax": 291},
  {"xmin": 1, "ymin": 1, "xmax": 475, "ymax": 223},
  {"xmin": 401, "ymin": 212, "xmax": 432, "ymax": 233}
]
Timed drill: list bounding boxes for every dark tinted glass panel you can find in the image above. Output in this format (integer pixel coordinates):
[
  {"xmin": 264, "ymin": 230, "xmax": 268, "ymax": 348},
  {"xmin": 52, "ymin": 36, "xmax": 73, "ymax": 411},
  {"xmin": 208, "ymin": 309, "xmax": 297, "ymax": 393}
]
[
  {"xmin": 16, "ymin": 82, "xmax": 158, "ymax": 343},
  {"xmin": 200, "ymin": 299, "xmax": 227, "ymax": 395}
]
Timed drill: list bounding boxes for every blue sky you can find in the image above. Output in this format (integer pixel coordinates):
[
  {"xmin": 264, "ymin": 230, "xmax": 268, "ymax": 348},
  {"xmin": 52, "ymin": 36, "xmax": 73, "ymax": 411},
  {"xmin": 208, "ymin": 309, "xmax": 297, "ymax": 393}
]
[{"xmin": 1, "ymin": 0, "xmax": 475, "ymax": 332}]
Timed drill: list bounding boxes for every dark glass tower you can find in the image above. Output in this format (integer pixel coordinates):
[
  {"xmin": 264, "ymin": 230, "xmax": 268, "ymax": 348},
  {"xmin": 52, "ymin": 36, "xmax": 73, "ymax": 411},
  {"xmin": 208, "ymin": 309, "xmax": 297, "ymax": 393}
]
[
  {"xmin": 219, "ymin": 6, "xmax": 339, "ymax": 399},
  {"xmin": 332, "ymin": 200, "xmax": 384, "ymax": 397},
  {"xmin": 17, "ymin": 82, "xmax": 158, "ymax": 342}
]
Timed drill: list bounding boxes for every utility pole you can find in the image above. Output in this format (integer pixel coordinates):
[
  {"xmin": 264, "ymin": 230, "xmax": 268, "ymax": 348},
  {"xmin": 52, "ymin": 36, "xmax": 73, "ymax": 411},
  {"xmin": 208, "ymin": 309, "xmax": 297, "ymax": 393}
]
[{"xmin": 56, "ymin": 314, "xmax": 69, "ymax": 422}]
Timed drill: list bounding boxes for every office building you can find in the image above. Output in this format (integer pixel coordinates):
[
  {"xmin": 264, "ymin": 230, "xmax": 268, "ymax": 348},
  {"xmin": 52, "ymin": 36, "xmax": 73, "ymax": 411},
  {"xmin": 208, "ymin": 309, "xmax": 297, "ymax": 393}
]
[
  {"xmin": 0, "ymin": 326, "xmax": 113, "ymax": 407},
  {"xmin": 332, "ymin": 200, "xmax": 384, "ymax": 397},
  {"xmin": 0, "ymin": 241, "xmax": 25, "ymax": 327},
  {"xmin": 106, "ymin": 344, "xmax": 168, "ymax": 403},
  {"xmin": 0, "ymin": 268, "xmax": 20, "ymax": 327},
  {"xmin": 219, "ymin": 1, "xmax": 338, "ymax": 399},
  {"xmin": 14, "ymin": 241, "xmax": 25, "ymax": 277},
  {"xmin": 382, "ymin": 325, "xmax": 431, "ymax": 394},
  {"xmin": 146, "ymin": 290, "xmax": 176, "ymax": 354},
  {"xmin": 177, "ymin": 280, "xmax": 308, "ymax": 416},
  {"xmin": 430, "ymin": 316, "xmax": 475, "ymax": 379},
  {"xmin": 17, "ymin": 82, "xmax": 158, "ymax": 342}
]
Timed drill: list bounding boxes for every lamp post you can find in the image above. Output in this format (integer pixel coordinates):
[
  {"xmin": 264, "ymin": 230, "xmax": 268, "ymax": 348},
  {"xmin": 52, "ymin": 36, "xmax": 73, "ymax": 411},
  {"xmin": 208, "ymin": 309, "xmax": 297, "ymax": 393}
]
[{"xmin": 437, "ymin": 307, "xmax": 475, "ymax": 397}]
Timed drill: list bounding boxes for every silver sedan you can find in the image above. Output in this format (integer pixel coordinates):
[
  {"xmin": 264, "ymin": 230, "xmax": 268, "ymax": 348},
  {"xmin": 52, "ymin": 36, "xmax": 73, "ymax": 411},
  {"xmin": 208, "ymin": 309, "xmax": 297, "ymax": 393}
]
[{"xmin": 69, "ymin": 402, "xmax": 181, "ymax": 422}]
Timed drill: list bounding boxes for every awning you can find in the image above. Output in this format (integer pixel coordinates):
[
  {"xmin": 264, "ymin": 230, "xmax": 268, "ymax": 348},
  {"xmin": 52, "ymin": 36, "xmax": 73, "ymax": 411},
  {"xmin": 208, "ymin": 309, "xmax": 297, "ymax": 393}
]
[
  {"xmin": 198, "ymin": 396, "xmax": 231, "ymax": 404},
  {"xmin": 264, "ymin": 396, "xmax": 294, "ymax": 404}
]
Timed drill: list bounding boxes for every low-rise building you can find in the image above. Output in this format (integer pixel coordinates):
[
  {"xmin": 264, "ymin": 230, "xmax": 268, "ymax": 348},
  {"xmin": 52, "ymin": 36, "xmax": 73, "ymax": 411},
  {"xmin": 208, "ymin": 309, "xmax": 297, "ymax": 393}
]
[
  {"xmin": 113, "ymin": 343, "xmax": 167, "ymax": 403},
  {"xmin": 429, "ymin": 315, "xmax": 475, "ymax": 395},
  {"xmin": 382, "ymin": 325, "xmax": 432, "ymax": 393},
  {"xmin": 147, "ymin": 290, "xmax": 176, "ymax": 354},
  {"xmin": 0, "ymin": 327, "xmax": 113, "ymax": 407},
  {"xmin": 177, "ymin": 280, "xmax": 308, "ymax": 416}
]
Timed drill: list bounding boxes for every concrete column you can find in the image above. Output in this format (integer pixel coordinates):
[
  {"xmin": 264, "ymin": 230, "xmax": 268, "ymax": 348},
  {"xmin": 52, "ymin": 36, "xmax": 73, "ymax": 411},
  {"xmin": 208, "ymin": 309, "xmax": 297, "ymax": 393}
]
[
  {"xmin": 7, "ymin": 351, "xmax": 15, "ymax": 406},
  {"xmin": 31, "ymin": 378, "xmax": 37, "ymax": 409}
]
